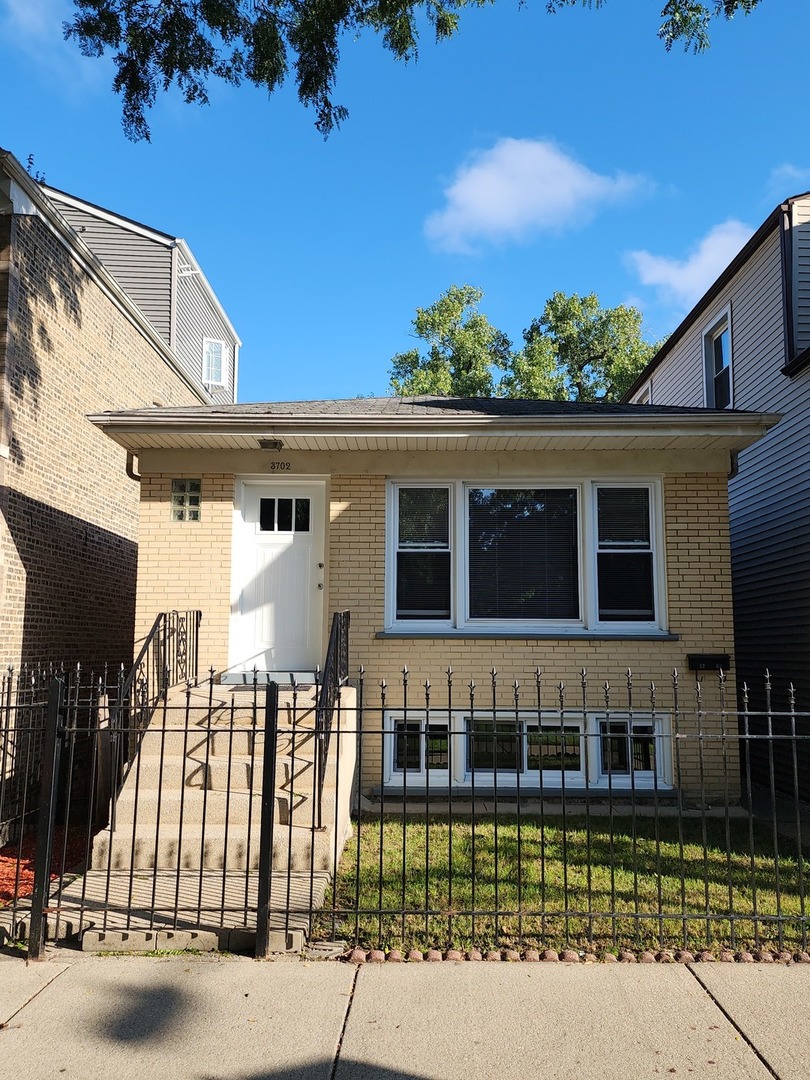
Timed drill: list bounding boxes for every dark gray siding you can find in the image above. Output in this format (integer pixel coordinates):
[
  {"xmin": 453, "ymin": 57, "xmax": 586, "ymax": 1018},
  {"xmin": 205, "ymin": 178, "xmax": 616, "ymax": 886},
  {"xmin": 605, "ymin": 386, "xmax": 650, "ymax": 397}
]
[
  {"xmin": 632, "ymin": 227, "xmax": 810, "ymax": 701},
  {"xmin": 49, "ymin": 197, "xmax": 173, "ymax": 343}
]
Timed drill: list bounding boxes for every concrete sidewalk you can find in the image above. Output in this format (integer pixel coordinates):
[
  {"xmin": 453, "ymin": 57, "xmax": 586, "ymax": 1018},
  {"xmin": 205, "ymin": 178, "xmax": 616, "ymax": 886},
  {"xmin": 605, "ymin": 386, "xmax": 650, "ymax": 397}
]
[{"xmin": 1, "ymin": 949, "xmax": 807, "ymax": 1079}]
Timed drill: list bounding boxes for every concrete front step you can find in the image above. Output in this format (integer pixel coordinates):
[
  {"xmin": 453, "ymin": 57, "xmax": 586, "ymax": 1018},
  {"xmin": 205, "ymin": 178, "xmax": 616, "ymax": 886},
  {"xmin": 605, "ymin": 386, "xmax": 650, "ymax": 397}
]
[
  {"xmin": 122, "ymin": 750, "xmax": 342, "ymax": 795},
  {"xmin": 111, "ymin": 787, "xmax": 338, "ymax": 827},
  {"xmin": 91, "ymin": 822, "xmax": 337, "ymax": 872},
  {"xmin": 130, "ymin": 726, "xmax": 320, "ymax": 759}
]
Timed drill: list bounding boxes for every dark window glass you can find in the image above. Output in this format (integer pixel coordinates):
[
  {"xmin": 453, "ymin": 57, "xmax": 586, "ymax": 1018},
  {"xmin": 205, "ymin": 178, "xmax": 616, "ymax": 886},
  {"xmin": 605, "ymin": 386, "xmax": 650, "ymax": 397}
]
[
  {"xmin": 277, "ymin": 498, "xmax": 293, "ymax": 532},
  {"xmin": 425, "ymin": 725, "xmax": 449, "ymax": 770},
  {"xmin": 597, "ymin": 489, "xmax": 650, "ymax": 546},
  {"xmin": 714, "ymin": 365, "xmax": 731, "ymax": 410},
  {"xmin": 295, "ymin": 499, "xmax": 311, "ymax": 532},
  {"xmin": 468, "ymin": 488, "xmax": 579, "ymax": 620},
  {"xmin": 466, "ymin": 719, "xmax": 522, "ymax": 773},
  {"xmin": 526, "ymin": 726, "xmax": 582, "ymax": 772},
  {"xmin": 399, "ymin": 488, "xmax": 449, "ymax": 547},
  {"xmin": 259, "ymin": 498, "xmax": 275, "ymax": 532},
  {"xmin": 597, "ymin": 553, "xmax": 655, "ymax": 621},
  {"xmin": 396, "ymin": 488, "xmax": 451, "ymax": 621},
  {"xmin": 597, "ymin": 489, "xmax": 654, "ymax": 622},
  {"xmin": 396, "ymin": 552, "xmax": 451, "ymax": 619},
  {"xmin": 601, "ymin": 722, "xmax": 630, "ymax": 775},
  {"xmin": 600, "ymin": 722, "xmax": 656, "ymax": 775},
  {"xmin": 394, "ymin": 722, "xmax": 421, "ymax": 772},
  {"xmin": 710, "ymin": 325, "xmax": 731, "ymax": 409}
]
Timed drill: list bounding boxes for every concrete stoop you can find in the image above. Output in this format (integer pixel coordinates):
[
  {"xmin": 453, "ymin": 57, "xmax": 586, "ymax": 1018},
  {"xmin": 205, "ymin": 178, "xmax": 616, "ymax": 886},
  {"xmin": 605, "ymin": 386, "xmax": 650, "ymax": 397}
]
[{"xmin": 81, "ymin": 682, "xmax": 357, "ymax": 944}]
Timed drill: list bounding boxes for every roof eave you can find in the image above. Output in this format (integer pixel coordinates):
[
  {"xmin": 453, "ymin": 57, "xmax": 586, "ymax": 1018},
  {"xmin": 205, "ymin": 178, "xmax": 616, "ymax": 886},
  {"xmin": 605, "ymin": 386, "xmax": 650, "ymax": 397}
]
[{"xmin": 88, "ymin": 409, "xmax": 781, "ymax": 449}]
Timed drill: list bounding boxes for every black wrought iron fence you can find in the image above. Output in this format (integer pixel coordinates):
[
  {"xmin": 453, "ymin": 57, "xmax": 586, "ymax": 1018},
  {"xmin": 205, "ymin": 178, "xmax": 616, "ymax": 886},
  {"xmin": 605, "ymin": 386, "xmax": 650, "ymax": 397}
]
[
  {"xmin": 9, "ymin": 663, "xmax": 810, "ymax": 960},
  {"xmin": 0, "ymin": 663, "xmax": 118, "ymax": 944},
  {"xmin": 312, "ymin": 666, "xmax": 810, "ymax": 957}
]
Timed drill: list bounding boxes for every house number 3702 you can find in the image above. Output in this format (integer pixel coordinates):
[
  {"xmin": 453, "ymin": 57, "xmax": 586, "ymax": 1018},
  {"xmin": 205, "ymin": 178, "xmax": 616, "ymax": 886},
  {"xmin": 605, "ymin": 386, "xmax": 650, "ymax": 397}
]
[{"xmin": 268, "ymin": 461, "xmax": 292, "ymax": 471}]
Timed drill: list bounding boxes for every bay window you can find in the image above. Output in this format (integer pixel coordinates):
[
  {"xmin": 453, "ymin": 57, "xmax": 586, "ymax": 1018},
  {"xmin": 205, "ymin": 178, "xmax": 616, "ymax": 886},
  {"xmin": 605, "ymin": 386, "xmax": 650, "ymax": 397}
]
[{"xmin": 388, "ymin": 480, "xmax": 663, "ymax": 633}]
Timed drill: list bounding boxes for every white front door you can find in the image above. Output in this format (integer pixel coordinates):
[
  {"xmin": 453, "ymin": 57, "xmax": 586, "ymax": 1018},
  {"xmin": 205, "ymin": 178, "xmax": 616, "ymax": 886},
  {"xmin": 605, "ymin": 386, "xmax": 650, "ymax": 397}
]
[{"xmin": 230, "ymin": 481, "xmax": 325, "ymax": 674}]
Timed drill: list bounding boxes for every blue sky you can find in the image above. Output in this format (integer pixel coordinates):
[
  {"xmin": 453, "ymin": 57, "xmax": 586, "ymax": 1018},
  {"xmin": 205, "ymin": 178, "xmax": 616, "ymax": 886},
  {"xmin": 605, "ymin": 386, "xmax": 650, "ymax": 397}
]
[{"xmin": 1, "ymin": 0, "xmax": 807, "ymax": 402}]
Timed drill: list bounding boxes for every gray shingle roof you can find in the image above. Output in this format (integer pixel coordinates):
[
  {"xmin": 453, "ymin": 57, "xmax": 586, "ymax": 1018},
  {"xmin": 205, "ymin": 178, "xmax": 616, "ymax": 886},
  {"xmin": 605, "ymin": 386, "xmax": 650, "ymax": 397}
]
[{"xmin": 92, "ymin": 395, "xmax": 746, "ymax": 421}]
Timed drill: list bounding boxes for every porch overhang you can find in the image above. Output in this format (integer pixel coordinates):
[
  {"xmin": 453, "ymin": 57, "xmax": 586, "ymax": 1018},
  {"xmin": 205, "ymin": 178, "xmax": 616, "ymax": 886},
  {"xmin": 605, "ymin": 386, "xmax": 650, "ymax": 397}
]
[{"xmin": 88, "ymin": 402, "xmax": 780, "ymax": 455}]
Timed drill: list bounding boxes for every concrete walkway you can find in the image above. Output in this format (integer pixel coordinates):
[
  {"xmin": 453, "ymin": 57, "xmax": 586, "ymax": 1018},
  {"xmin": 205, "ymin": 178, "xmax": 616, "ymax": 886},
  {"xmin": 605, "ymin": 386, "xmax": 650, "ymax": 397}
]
[{"xmin": 1, "ymin": 949, "xmax": 807, "ymax": 1079}]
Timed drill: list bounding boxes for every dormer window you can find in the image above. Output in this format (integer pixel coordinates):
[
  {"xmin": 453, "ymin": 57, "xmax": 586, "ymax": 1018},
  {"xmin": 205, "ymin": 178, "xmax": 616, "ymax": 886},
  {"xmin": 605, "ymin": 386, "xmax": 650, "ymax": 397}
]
[
  {"xmin": 703, "ymin": 310, "xmax": 732, "ymax": 409},
  {"xmin": 202, "ymin": 338, "xmax": 227, "ymax": 386}
]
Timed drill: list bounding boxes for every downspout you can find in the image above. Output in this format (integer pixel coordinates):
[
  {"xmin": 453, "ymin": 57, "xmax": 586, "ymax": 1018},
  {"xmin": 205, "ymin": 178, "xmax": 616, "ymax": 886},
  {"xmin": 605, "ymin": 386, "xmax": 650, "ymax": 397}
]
[{"xmin": 126, "ymin": 452, "xmax": 141, "ymax": 482}]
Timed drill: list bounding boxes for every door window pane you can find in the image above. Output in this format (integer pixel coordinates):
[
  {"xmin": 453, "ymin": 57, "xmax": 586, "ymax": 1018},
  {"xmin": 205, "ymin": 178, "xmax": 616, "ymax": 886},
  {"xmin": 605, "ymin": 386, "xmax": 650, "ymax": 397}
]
[
  {"xmin": 277, "ymin": 498, "xmax": 293, "ymax": 532},
  {"xmin": 295, "ymin": 499, "xmax": 311, "ymax": 532},
  {"xmin": 259, "ymin": 498, "xmax": 275, "ymax": 532}
]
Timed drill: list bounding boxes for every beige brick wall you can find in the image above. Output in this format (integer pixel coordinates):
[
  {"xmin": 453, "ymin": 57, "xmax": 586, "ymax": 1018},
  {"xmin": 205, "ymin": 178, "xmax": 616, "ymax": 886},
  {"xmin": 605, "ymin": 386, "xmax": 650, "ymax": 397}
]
[
  {"xmin": 136, "ymin": 473, "xmax": 233, "ymax": 670},
  {"xmin": 0, "ymin": 211, "xmax": 201, "ymax": 670},
  {"xmin": 135, "ymin": 466, "xmax": 739, "ymax": 797}
]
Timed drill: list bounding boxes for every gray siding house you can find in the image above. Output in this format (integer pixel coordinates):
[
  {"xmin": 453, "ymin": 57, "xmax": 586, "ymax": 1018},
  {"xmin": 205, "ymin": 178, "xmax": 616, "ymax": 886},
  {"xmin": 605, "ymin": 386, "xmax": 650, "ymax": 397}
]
[
  {"xmin": 625, "ymin": 193, "xmax": 810, "ymax": 717},
  {"xmin": 44, "ymin": 187, "xmax": 241, "ymax": 405}
]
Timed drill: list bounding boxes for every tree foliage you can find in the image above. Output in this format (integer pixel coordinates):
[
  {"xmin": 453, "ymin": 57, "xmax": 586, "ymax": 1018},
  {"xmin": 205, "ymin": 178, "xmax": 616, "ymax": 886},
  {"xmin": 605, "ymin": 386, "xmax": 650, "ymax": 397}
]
[
  {"xmin": 65, "ymin": 0, "xmax": 763, "ymax": 140},
  {"xmin": 389, "ymin": 285, "xmax": 512, "ymax": 397},
  {"xmin": 389, "ymin": 286, "xmax": 660, "ymax": 402}
]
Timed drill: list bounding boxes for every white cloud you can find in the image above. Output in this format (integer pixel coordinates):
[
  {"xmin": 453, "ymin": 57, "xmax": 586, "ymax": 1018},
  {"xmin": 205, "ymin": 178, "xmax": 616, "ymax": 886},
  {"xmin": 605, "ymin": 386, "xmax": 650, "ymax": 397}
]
[
  {"xmin": 767, "ymin": 163, "xmax": 810, "ymax": 199},
  {"xmin": 626, "ymin": 220, "xmax": 753, "ymax": 311},
  {"xmin": 0, "ymin": 0, "xmax": 102, "ymax": 91},
  {"xmin": 425, "ymin": 138, "xmax": 650, "ymax": 254}
]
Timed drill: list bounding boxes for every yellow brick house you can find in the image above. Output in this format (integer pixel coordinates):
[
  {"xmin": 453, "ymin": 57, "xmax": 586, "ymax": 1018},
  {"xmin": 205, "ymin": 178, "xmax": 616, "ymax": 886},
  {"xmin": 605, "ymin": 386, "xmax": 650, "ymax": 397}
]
[{"xmin": 89, "ymin": 396, "xmax": 777, "ymax": 800}]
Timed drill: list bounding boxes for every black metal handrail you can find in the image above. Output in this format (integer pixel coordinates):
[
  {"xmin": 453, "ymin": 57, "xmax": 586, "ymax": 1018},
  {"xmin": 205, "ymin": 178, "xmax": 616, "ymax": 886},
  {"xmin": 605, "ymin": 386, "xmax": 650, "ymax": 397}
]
[
  {"xmin": 314, "ymin": 611, "xmax": 350, "ymax": 828},
  {"xmin": 109, "ymin": 610, "xmax": 202, "ymax": 804}
]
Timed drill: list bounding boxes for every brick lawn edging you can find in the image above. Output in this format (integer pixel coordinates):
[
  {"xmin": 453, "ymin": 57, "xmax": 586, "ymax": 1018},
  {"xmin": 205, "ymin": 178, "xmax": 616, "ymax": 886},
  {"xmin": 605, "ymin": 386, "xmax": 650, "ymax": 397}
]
[{"xmin": 345, "ymin": 947, "xmax": 810, "ymax": 965}]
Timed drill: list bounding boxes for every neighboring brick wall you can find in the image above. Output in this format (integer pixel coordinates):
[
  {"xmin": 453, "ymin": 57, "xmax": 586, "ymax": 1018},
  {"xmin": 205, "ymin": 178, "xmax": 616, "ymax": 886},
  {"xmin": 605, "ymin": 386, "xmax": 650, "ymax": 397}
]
[
  {"xmin": 0, "ymin": 211, "xmax": 201, "ymax": 671},
  {"xmin": 135, "ymin": 467, "xmax": 738, "ymax": 797}
]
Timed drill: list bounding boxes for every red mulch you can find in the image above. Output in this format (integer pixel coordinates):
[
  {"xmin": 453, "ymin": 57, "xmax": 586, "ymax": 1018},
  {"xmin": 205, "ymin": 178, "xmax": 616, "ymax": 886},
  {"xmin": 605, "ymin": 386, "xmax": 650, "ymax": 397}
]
[{"xmin": 0, "ymin": 827, "xmax": 88, "ymax": 907}]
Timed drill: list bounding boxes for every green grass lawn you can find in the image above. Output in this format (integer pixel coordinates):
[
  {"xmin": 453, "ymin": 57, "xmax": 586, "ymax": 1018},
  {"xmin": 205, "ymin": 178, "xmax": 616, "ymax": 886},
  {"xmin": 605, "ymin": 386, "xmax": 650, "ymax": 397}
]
[{"xmin": 316, "ymin": 814, "xmax": 809, "ymax": 954}]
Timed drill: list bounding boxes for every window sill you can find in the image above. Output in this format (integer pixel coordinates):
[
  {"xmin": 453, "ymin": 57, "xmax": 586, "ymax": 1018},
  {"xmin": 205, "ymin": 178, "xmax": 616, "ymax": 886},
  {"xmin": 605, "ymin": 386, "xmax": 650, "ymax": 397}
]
[
  {"xmin": 371, "ymin": 785, "xmax": 676, "ymax": 801},
  {"xmin": 376, "ymin": 630, "xmax": 679, "ymax": 642}
]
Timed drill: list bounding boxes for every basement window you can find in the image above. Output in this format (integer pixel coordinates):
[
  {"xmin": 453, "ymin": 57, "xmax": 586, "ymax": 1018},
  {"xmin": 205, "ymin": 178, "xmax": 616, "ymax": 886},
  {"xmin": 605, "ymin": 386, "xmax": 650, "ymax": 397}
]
[{"xmin": 171, "ymin": 479, "xmax": 202, "ymax": 522}]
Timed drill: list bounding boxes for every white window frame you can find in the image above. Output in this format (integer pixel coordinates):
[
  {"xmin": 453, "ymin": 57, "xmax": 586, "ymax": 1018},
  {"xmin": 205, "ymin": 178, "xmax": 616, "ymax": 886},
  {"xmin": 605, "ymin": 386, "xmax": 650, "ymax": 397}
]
[
  {"xmin": 202, "ymin": 337, "xmax": 228, "ymax": 387},
  {"xmin": 383, "ymin": 710, "xmax": 672, "ymax": 791},
  {"xmin": 386, "ymin": 479, "xmax": 666, "ymax": 635},
  {"xmin": 591, "ymin": 712, "xmax": 673, "ymax": 791},
  {"xmin": 635, "ymin": 383, "xmax": 652, "ymax": 405},
  {"xmin": 702, "ymin": 306, "xmax": 733, "ymax": 409}
]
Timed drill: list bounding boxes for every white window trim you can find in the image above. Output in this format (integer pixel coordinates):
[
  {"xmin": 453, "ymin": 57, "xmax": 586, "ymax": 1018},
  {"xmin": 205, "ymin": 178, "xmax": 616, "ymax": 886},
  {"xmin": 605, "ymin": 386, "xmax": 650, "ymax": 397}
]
[
  {"xmin": 202, "ymin": 336, "xmax": 228, "ymax": 387},
  {"xmin": 383, "ymin": 709, "xmax": 673, "ymax": 791},
  {"xmin": 702, "ymin": 305, "xmax": 733, "ymax": 409},
  {"xmin": 386, "ymin": 479, "xmax": 667, "ymax": 635}
]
